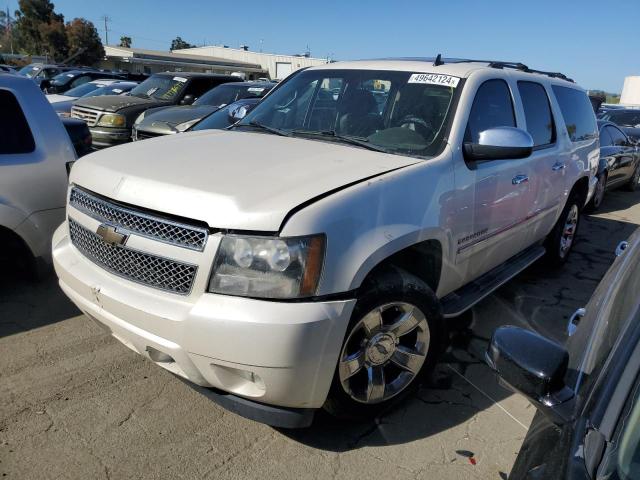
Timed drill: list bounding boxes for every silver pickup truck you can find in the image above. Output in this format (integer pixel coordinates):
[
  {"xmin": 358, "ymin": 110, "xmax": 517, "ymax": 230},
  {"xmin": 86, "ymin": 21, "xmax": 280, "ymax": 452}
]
[{"xmin": 52, "ymin": 57, "xmax": 599, "ymax": 427}]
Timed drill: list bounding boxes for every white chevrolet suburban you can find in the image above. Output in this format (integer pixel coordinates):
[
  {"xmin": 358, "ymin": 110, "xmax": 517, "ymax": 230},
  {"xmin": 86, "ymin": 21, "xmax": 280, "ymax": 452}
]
[
  {"xmin": 52, "ymin": 58, "xmax": 599, "ymax": 427},
  {"xmin": 1, "ymin": 73, "xmax": 76, "ymax": 276}
]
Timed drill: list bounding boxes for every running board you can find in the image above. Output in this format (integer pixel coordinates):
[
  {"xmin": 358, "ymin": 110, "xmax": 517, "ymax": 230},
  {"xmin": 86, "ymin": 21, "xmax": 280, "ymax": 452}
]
[{"xmin": 441, "ymin": 245, "xmax": 546, "ymax": 318}]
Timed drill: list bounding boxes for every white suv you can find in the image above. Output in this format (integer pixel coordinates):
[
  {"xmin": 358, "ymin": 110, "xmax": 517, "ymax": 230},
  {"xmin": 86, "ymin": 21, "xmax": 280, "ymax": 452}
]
[{"xmin": 52, "ymin": 58, "xmax": 599, "ymax": 427}]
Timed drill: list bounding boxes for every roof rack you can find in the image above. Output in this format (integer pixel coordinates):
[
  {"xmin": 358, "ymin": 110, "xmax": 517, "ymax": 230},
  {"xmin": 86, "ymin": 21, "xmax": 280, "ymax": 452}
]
[{"xmin": 432, "ymin": 54, "xmax": 575, "ymax": 83}]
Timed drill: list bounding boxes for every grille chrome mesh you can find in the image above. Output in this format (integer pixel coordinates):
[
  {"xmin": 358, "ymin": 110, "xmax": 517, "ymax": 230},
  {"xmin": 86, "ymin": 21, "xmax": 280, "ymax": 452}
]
[
  {"xmin": 71, "ymin": 107, "xmax": 100, "ymax": 127},
  {"xmin": 69, "ymin": 219, "xmax": 197, "ymax": 295},
  {"xmin": 69, "ymin": 187, "xmax": 208, "ymax": 251}
]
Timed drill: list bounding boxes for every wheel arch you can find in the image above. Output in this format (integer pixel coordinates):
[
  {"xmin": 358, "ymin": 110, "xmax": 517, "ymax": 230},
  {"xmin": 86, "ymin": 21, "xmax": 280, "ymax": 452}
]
[
  {"xmin": 352, "ymin": 235, "xmax": 445, "ymax": 295},
  {"xmin": 571, "ymin": 175, "xmax": 590, "ymax": 210}
]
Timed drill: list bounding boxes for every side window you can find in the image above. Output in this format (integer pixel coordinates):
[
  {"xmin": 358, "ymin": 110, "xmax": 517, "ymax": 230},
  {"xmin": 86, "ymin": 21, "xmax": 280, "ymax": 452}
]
[
  {"xmin": 465, "ymin": 79, "xmax": 516, "ymax": 143},
  {"xmin": 600, "ymin": 127, "xmax": 613, "ymax": 147},
  {"xmin": 607, "ymin": 126, "xmax": 628, "ymax": 146},
  {"xmin": 0, "ymin": 90, "xmax": 36, "ymax": 154},
  {"xmin": 186, "ymin": 79, "xmax": 217, "ymax": 99},
  {"xmin": 552, "ymin": 85, "xmax": 597, "ymax": 142},
  {"xmin": 517, "ymin": 81, "xmax": 555, "ymax": 147},
  {"xmin": 70, "ymin": 76, "xmax": 91, "ymax": 88}
]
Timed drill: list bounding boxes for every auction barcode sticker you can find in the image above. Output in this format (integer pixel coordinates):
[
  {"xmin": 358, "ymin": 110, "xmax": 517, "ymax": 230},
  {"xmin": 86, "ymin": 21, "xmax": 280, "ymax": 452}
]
[{"xmin": 408, "ymin": 73, "xmax": 460, "ymax": 87}]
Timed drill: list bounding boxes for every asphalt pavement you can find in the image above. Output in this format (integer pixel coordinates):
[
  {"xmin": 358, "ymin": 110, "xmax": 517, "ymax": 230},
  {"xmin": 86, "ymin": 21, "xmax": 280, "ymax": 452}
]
[{"xmin": 1, "ymin": 188, "xmax": 639, "ymax": 480}]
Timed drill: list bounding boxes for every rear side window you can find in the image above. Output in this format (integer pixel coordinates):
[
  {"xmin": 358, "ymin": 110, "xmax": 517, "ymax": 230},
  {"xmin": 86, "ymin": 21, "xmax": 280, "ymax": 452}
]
[
  {"xmin": 552, "ymin": 85, "xmax": 597, "ymax": 142},
  {"xmin": 465, "ymin": 79, "xmax": 516, "ymax": 143},
  {"xmin": 607, "ymin": 126, "xmax": 628, "ymax": 146},
  {"xmin": 518, "ymin": 81, "xmax": 555, "ymax": 147},
  {"xmin": 599, "ymin": 126, "xmax": 613, "ymax": 147},
  {"xmin": 0, "ymin": 89, "xmax": 36, "ymax": 154}
]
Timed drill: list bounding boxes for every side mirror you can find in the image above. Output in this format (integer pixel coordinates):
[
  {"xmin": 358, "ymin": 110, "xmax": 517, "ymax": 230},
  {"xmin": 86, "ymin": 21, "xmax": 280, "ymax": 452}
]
[
  {"xmin": 464, "ymin": 127, "xmax": 534, "ymax": 161},
  {"xmin": 486, "ymin": 326, "xmax": 574, "ymax": 424},
  {"xmin": 40, "ymin": 79, "xmax": 51, "ymax": 92},
  {"xmin": 181, "ymin": 94, "xmax": 195, "ymax": 105},
  {"xmin": 228, "ymin": 104, "xmax": 250, "ymax": 122}
]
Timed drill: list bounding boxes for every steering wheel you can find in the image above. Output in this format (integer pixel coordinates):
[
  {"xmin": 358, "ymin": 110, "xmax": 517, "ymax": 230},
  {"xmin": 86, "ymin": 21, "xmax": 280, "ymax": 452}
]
[{"xmin": 398, "ymin": 115, "xmax": 435, "ymax": 139}]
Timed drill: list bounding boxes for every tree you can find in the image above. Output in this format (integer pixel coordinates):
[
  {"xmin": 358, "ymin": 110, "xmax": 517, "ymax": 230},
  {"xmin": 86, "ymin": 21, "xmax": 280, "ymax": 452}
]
[
  {"xmin": 65, "ymin": 18, "xmax": 104, "ymax": 65},
  {"xmin": 170, "ymin": 36, "xmax": 195, "ymax": 51},
  {"xmin": 119, "ymin": 35, "xmax": 131, "ymax": 48},
  {"xmin": 13, "ymin": 0, "xmax": 68, "ymax": 60}
]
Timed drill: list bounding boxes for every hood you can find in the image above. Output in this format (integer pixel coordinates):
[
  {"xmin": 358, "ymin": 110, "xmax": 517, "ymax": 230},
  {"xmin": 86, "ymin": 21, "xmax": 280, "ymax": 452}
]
[
  {"xmin": 74, "ymin": 94, "xmax": 171, "ymax": 113},
  {"xmin": 47, "ymin": 94, "xmax": 75, "ymax": 104},
  {"xmin": 139, "ymin": 105, "xmax": 218, "ymax": 130},
  {"xmin": 70, "ymin": 130, "xmax": 419, "ymax": 231}
]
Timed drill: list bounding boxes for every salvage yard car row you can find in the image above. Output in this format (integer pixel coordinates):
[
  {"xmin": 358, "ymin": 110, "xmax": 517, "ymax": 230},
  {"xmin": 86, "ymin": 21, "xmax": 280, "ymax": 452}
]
[{"xmin": 2, "ymin": 55, "xmax": 640, "ymax": 479}]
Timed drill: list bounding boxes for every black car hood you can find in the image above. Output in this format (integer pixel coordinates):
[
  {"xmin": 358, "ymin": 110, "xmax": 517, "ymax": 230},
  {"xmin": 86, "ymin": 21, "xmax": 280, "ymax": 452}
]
[
  {"xmin": 74, "ymin": 95, "xmax": 172, "ymax": 113},
  {"xmin": 139, "ymin": 105, "xmax": 218, "ymax": 128}
]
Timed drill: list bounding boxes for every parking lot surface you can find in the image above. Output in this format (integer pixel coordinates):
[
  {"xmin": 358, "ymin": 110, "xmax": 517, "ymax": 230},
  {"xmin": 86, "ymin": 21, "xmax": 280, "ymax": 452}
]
[{"xmin": 1, "ymin": 189, "xmax": 639, "ymax": 480}]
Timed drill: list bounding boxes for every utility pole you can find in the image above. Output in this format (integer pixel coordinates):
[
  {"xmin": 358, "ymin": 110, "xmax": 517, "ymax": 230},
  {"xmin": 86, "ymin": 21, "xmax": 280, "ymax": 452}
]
[
  {"xmin": 6, "ymin": 6, "xmax": 14, "ymax": 54},
  {"xmin": 100, "ymin": 15, "xmax": 111, "ymax": 45}
]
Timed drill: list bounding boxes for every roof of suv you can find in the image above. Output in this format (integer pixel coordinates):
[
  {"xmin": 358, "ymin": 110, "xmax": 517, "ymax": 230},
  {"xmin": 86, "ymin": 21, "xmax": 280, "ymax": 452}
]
[{"xmin": 311, "ymin": 57, "xmax": 576, "ymax": 85}]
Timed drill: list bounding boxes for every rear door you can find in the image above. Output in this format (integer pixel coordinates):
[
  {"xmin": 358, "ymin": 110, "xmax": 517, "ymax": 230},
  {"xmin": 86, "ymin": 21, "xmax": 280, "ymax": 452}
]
[{"xmin": 515, "ymin": 80, "xmax": 564, "ymax": 238}]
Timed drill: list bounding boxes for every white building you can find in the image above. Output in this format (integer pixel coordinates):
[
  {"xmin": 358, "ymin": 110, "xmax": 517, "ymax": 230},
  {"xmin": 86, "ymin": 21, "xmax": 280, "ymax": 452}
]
[
  {"xmin": 620, "ymin": 76, "xmax": 640, "ymax": 106},
  {"xmin": 173, "ymin": 45, "xmax": 329, "ymax": 80},
  {"xmin": 101, "ymin": 46, "xmax": 267, "ymax": 78}
]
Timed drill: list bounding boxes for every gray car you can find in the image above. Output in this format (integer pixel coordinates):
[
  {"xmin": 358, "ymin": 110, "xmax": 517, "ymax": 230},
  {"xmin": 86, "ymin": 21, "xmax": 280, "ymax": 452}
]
[{"xmin": 132, "ymin": 81, "xmax": 274, "ymax": 140}]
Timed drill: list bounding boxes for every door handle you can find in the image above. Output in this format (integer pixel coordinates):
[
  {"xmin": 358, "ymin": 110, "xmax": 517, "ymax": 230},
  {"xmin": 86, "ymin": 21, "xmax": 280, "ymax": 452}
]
[
  {"xmin": 552, "ymin": 162, "xmax": 566, "ymax": 171},
  {"xmin": 567, "ymin": 308, "xmax": 586, "ymax": 336},
  {"xmin": 512, "ymin": 174, "xmax": 529, "ymax": 185}
]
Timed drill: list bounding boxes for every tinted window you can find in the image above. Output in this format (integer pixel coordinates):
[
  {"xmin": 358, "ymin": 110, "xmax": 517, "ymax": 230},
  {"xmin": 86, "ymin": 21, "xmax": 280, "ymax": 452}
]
[
  {"xmin": 607, "ymin": 126, "xmax": 628, "ymax": 146},
  {"xmin": 465, "ymin": 79, "xmax": 516, "ymax": 143},
  {"xmin": 600, "ymin": 126, "xmax": 613, "ymax": 147},
  {"xmin": 518, "ymin": 81, "xmax": 555, "ymax": 146},
  {"xmin": 0, "ymin": 90, "xmax": 36, "ymax": 154},
  {"xmin": 608, "ymin": 111, "xmax": 640, "ymax": 127},
  {"xmin": 552, "ymin": 85, "xmax": 597, "ymax": 142}
]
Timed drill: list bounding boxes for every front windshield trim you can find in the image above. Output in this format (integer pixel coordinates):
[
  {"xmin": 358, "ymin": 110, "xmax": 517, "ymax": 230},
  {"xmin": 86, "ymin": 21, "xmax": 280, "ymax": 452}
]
[{"xmin": 236, "ymin": 68, "xmax": 462, "ymax": 160}]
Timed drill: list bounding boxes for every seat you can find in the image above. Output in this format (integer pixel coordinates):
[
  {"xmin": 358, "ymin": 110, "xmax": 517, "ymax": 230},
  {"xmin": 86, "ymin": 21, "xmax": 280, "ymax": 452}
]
[{"xmin": 337, "ymin": 89, "xmax": 383, "ymax": 138}]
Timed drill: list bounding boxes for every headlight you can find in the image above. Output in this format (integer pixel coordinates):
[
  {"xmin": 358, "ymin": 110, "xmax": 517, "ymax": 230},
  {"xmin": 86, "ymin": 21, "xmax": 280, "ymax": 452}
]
[
  {"xmin": 97, "ymin": 113, "xmax": 126, "ymax": 127},
  {"xmin": 208, "ymin": 234, "xmax": 325, "ymax": 299},
  {"xmin": 175, "ymin": 118, "xmax": 200, "ymax": 132},
  {"xmin": 134, "ymin": 111, "xmax": 146, "ymax": 125}
]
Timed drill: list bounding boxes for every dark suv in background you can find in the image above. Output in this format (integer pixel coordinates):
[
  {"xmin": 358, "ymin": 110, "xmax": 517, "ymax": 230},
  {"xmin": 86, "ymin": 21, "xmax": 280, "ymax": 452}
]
[
  {"xmin": 133, "ymin": 81, "xmax": 273, "ymax": 139},
  {"xmin": 71, "ymin": 72, "xmax": 240, "ymax": 148},
  {"xmin": 43, "ymin": 70, "xmax": 127, "ymax": 94}
]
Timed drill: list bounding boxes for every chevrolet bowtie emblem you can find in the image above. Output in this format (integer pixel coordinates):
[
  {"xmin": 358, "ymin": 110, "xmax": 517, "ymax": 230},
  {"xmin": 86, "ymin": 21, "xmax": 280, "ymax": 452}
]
[{"xmin": 96, "ymin": 224, "xmax": 128, "ymax": 246}]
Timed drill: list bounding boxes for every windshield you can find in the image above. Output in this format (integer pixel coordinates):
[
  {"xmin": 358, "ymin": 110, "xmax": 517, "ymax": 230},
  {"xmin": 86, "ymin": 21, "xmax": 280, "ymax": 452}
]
[
  {"xmin": 65, "ymin": 83, "xmax": 103, "ymax": 98},
  {"xmin": 18, "ymin": 65, "xmax": 41, "ymax": 78},
  {"xmin": 607, "ymin": 111, "xmax": 640, "ymax": 127},
  {"xmin": 130, "ymin": 75, "xmax": 186, "ymax": 101},
  {"xmin": 191, "ymin": 105, "xmax": 234, "ymax": 131},
  {"xmin": 51, "ymin": 72, "xmax": 76, "ymax": 86},
  {"xmin": 194, "ymin": 84, "xmax": 271, "ymax": 107},
  {"xmin": 237, "ymin": 69, "xmax": 458, "ymax": 158}
]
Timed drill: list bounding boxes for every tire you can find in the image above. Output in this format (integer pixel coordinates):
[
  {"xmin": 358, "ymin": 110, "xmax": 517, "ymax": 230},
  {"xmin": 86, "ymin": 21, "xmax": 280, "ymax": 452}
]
[
  {"xmin": 625, "ymin": 163, "xmax": 640, "ymax": 192},
  {"xmin": 323, "ymin": 266, "xmax": 443, "ymax": 420},
  {"xmin": 585, "ymin": 172, "xmax": 606, "ymax": 212},
  {"xmin": 544, "ymin": 192, "xmax": 581, "ymax": 267}
]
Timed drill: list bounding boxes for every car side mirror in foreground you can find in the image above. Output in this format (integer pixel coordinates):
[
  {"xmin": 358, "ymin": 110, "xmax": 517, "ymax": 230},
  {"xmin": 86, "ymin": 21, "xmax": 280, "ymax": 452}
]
[
  {"xmin": 228, "ymin": 104, "xmax": 250, "ymax": 122},
  {"xmin": 181, "ymin": 94, "xmax": 195, "ymax": 105},
  {"xmin": 486, "ymin": 326, "xmax": 574, "ymax": 424},
  {"xmin": 464, "ymin": 126, "xmax": 534, "ymax": 161}
]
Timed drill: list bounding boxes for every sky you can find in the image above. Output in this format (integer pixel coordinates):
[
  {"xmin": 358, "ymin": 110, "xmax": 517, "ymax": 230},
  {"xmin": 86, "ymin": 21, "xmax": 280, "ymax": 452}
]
[{"xmin": 3, "ymin": 0, "xmax": 639, "ymax": 92}]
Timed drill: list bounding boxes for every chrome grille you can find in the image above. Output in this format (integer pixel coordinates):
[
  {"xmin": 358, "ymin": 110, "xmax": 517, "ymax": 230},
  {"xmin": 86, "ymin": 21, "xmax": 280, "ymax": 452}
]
[
  {"xmin": 69, "ymin": 219, "xmax": 197, "ymax": 295},
  {"xmin": 71, "ymin": 107, "xmax": 100, "ymax": 127},
  {"xmin": 69, "ymin": 187, "xmax": 208, "ymax": 251}
]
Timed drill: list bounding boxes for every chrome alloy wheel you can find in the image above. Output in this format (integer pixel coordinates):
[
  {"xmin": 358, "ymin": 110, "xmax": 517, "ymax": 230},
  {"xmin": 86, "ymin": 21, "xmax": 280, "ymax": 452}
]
[
  {"xmin": 559, "ymin": 204, "xmax": 579, "ymax": 258},
  {"xmin": 338, "ymin": 302, "xmax": 430, "ymax": 404}
]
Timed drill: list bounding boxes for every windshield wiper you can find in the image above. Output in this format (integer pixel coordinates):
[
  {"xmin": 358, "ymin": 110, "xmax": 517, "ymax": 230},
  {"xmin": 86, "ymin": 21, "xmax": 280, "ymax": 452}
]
[
  {"xmin": 291, "ymin": 130, "xmax": 392, "ymax": 153},
  {"xmin": 235, "ymin": 121, "xmax": 292, "ymax": 137}
]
